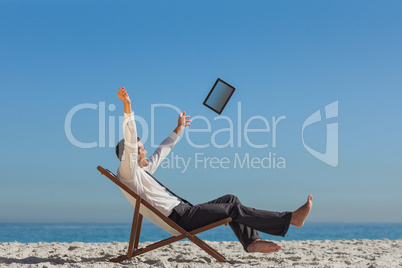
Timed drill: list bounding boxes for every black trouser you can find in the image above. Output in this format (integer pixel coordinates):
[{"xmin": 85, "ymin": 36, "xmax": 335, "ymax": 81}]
[{"xmin": 168, "ymin": 194, "xmax": 292, "ymax": 252}]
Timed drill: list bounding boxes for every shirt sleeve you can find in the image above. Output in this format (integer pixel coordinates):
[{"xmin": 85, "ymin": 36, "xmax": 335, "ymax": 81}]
[
  {"xmin": 144, "ymin": 132, "xmax": 179, "ymax": 174},
  {"xmin": 117, "ymin": 112, "xmax": 138, "ymax": 184}
]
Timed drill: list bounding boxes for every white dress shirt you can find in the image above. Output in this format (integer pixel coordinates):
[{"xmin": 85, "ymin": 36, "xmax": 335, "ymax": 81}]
[{"xmin": 116, "ymin": 111, "xmax": 181, "ymax": 216}]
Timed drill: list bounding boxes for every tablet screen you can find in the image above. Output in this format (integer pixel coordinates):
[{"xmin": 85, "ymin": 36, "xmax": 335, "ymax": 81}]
[{"xmin": 203, "ymin": 78, "xmax": 236, "ymax": 114}]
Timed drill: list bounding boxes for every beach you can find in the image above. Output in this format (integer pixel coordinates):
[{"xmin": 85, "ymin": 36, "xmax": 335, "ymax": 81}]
[{"xmin": 1, "ymin": 239, "xmax": 401, "ymax": 267}]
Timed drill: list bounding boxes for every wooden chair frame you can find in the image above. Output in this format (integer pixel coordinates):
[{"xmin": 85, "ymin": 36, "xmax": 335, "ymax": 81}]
[{"xmin": 97, "ymin": 166, "xmax": 232, "ymax": 263}]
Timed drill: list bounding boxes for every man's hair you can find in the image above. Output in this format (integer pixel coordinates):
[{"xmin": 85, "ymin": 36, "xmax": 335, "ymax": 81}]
[{"xmin": 116, "ymin": 137, "xmax": 140, "ymax": 161}]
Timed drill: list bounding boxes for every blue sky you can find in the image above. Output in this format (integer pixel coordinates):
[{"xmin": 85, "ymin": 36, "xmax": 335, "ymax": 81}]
[{"xmin": 1, "ymin": 0, "xmax": 401, "ymax": 223}]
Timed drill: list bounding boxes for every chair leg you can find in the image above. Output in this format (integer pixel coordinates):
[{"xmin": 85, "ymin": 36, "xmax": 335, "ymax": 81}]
[
  {"xmin": 110, "ymin": 233, "xmax": 226, "ymax": 263},
  {"xmin": 110, "ymin": 212, "xmax": 230, "ymax": 263},
  {"xmin": 131, "ymin": 234, "xmax": 186, "ymax": 257},
  {"xmin": 126, "ymin": 198, "xmax": 142, "ymax": 258},
  {"xmin": 109, "ymin": 255, "xmax": 129, "ymax": 263},
  {"xmin": 134, "ymin": 214, "xmax": 143, "ymax": 251}
]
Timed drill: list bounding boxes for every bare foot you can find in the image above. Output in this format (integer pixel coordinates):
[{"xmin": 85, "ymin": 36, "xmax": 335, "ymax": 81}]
[
  {"xmin": 247, "ymin": 239, "xmax": 282, "ymax": 253},
  {"xmin": 290, "ymin": 195, "xmax": 313, "ymax": 228}
]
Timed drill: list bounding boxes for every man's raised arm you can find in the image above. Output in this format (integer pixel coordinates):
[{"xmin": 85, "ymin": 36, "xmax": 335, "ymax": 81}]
[
  {"xmin": 116, "ymin": 87, "xmax": 138, "ymax": 181},
  {"xmin": 145, "ymin": 111, "xmax": 192, "ymax": 174}
]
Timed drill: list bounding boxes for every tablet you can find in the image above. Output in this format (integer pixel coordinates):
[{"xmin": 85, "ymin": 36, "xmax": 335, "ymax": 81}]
[{"xmin": 203, "ymin": 78, "xmax": 236, "ymax": 114}]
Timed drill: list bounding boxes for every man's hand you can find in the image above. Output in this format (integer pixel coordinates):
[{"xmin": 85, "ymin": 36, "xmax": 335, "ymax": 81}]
[
  {"xmin": 117, "ymin": 87, "xmax": 132, "ymax": 114},
  {"xmin": 178, "ymin": 111, "xmax": 192, "ymax": 128},
  {"xmin": 174, "ymin": 111, "xmax": 191, "ymax": 136},
  {"xmin": 117, "ymin": 87, "xmax": 131, "ymax": 104}
]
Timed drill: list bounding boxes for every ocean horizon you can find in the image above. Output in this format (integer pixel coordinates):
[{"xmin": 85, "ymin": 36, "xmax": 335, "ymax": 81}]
[{"xmin": 2, "ymin": 222, "xmax": 402, "ymax": 244}]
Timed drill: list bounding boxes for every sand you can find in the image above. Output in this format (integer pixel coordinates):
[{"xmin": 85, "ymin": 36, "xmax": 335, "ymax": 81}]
[{"xmin": 1, "ymin": 239, "xmax": 401, "ymax": 267}]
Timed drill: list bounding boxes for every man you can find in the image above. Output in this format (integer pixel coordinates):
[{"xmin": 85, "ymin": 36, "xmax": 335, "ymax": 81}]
[{"xmin": 115, "ymin": 87, "xmax": 313, "ymax": 253}]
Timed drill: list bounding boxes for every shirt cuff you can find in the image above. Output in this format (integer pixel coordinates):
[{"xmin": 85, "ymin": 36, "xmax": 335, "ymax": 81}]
[
  {"xmin": 169, "ymin": 132, "xmax": 179, "ymax": 142},
  {"xmin": 124, "ymin": 112, "xmax": 134, "ymax": 119}
]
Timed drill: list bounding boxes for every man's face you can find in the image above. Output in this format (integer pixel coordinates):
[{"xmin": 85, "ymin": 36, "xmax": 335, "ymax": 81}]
[{"xmin": 137, "ymin": 141, "xmax": 149, "ymax": 167}]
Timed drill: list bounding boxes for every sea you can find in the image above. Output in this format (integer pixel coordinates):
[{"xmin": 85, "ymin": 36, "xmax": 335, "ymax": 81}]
[{"xmin": 1, "ymin": 222, "xmax": 402, "ymax": 243}]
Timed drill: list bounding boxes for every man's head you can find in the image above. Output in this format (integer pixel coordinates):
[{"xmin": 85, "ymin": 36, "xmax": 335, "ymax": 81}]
[{"xmin": 116, "ymin": 138, "xmax": 149, "ymax": 167}]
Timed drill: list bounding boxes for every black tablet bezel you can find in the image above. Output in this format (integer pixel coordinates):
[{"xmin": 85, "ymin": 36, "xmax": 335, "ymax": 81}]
[{"xmin": 203, "ymin": 78, "xmax": 236, "ymax": 114}]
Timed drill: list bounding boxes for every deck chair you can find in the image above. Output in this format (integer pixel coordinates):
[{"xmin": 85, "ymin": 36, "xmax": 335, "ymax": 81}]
[{"xmin": 97, "ymin": 166, "xmax": 232, "ymax": 263}]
